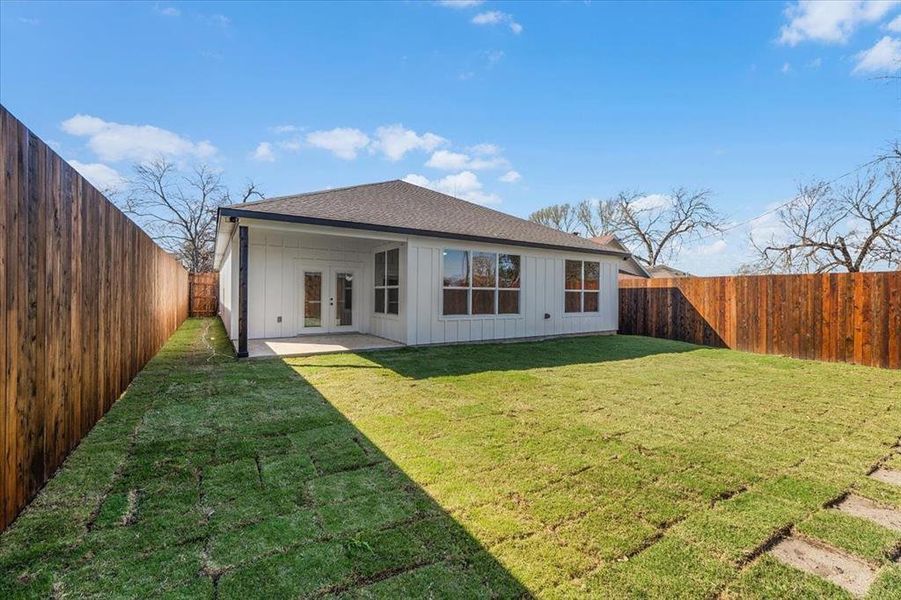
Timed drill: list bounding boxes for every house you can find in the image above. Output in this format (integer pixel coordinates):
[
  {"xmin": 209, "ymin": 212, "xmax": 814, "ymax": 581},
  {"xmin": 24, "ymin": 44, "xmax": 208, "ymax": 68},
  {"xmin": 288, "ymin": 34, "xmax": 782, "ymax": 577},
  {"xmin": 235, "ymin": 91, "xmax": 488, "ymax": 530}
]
[
  {"xmin": 214, "ymin": 180, "xmax": 647, "ymax": 357},
  {"xmin": 620, "ymin": 264, "xmax": 692, "ymax": 280}
]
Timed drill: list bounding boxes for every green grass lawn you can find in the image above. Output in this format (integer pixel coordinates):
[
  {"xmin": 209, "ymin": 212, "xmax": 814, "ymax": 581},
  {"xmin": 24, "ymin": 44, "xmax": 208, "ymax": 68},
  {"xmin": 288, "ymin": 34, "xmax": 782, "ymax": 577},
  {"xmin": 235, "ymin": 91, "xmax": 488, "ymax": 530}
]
[{"xmin": 1, "ymin": 318, "xmax": 899, "ymax": 599}]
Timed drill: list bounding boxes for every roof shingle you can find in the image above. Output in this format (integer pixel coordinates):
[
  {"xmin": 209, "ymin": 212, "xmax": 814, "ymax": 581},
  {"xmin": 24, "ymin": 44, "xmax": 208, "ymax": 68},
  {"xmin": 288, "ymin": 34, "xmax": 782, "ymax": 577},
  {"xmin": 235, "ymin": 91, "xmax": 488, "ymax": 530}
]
[{"xmin": 220, "ymin": 180, "xmax": 627, "ymax": 256}]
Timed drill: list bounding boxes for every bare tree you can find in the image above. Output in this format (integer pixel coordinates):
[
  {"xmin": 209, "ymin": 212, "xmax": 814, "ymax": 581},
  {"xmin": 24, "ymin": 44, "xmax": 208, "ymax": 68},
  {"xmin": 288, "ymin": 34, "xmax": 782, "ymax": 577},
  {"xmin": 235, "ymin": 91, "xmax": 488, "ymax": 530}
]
[
  {"xmin": 745, "ymin": 165, "xmax": 901, "ymax": 273},
  {"xmin": 612, "ymin": 188, "xmax": 725, "ymax": 267},
  {"xmin": 121, "ymin": 158, "xmax": 263, "ymax": 272},
  {"xmin": 575, "ymin": 198, "xmax": 620, "ymax": 237},
  {"xmin": 235, "ymin": 180, "xmax": 265, "ymax": 204},
  {"xmin": 528, "ymin": 203, "xmax": 579, "ymax": 232}
]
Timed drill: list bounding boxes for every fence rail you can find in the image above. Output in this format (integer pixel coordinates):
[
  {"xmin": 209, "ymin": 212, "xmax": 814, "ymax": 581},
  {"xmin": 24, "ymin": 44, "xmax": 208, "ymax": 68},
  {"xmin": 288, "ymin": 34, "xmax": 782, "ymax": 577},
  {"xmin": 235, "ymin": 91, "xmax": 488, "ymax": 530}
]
[
  {"xmin": 1, "ymin": 105, "xmax": 189, "ymax": 530},
  {"xmin": 619, "ymin": 271, "xmax": 900, "ymax": 369},
  {"xmin": 189, "ymin": 272, "xmax": 219, "ymax": 317}
]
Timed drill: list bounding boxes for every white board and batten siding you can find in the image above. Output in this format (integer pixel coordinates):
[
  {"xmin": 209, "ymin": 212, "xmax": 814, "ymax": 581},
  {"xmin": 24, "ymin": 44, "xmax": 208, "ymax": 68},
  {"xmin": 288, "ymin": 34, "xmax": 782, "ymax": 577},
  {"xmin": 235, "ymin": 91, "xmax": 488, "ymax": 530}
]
[
  {"xmin": 404, "ymin": 236, "xmax": 619, "ymax": 346},
  {"xmin": 218, "ymin": 227, "xmax": 238, "ymax": 339},
  {"xmin": 246, "ymin": 227, "xmax": 377, "ymax": 340},
  {"xmin": 221, "ymin": 222, "xmax": 620, "ymax": 347}
]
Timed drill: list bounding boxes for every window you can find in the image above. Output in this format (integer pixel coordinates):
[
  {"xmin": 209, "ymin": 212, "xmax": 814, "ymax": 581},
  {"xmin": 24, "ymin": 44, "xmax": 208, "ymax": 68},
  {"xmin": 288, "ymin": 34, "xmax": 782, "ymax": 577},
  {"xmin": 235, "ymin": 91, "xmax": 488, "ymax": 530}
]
[
  {"xmin": 442, "ymin": 250, "xmax": 520, "ymax": 316},
  {"xmin": 374, "ymin": 248, "xmax": 399, "ymax": 315},
  {"xmin": 564, "ymin": 260, "xmax": 600, "ymax": 313}
]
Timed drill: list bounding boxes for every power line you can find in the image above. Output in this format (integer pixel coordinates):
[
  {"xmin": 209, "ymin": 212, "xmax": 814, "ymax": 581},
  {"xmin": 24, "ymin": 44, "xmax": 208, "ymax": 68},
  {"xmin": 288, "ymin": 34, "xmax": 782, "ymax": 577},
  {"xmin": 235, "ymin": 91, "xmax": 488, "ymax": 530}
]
[{"xmin": 689, "ymin": 151, "xmax": 896, "ymax": 244}]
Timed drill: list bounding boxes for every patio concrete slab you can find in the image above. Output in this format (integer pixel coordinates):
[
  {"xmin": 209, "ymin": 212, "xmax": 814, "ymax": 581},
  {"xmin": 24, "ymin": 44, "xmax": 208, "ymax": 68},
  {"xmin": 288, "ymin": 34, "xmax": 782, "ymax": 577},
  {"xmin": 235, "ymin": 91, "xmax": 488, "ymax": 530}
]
[{"xmin": 246, "ymin": 333, "xmax": 403, "ymax": 358}]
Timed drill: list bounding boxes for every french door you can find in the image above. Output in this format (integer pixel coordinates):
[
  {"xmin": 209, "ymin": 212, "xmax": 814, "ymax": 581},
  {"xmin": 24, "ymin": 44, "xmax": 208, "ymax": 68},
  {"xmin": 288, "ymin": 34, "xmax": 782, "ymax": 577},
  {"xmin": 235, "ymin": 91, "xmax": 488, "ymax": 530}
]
[{"xmin": 299, "ymin": 266, "xmax": 357, "ymax": 334}]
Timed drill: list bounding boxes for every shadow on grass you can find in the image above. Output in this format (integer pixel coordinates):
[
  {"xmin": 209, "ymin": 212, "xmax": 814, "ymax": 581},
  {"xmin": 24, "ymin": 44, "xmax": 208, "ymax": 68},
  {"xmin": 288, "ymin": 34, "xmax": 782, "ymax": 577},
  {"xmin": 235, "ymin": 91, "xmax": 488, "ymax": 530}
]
[
  {"xmin": 353, "ymin": 332, "xmax": 703, "ymax": 380},
  {"xmin": 209, "ymin": 355, "xmax": 531, "ymax": 598},
  {"xmin": 0, "ymin": 318, "xmax": 529, "ymax": 598}
]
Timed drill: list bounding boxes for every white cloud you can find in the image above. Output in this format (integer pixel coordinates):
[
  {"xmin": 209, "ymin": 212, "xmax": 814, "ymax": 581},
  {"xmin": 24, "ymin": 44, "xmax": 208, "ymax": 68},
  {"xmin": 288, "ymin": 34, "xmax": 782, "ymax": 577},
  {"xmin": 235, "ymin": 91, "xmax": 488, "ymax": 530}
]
[
  {"xmin": 426, "ymin": 150, "xmax": 471, "ymax": 170},
  {"xmin": 278, "ymin": 138, "xmax": 303, "ymax": 152},
  {"xmin": 68, "ymin": 160, "xmax": 125, "ymax": 192},
  {"xmin": 807, "ymin": 57, "xmax": 823, "ymax": 68},
  {"xmin": 499, "ymin": 170, "xmax": 521, "ymax": 183},
  {"xmin": 484, "ymin": 50, "xmax": 505, "ymax": 65},
  {"xmin": 436, "ymin": 0, "xmax": 484, "ymax": 8},
  {"xmin": 305, "ymin": 127, "xmax": 370, "ymax": 160},
  {"xmin": 155, "ymin": 5, "xmax": 180, "ymax": 17},
  {"xmin": 469, "ymin": 143, "xmax": 500, "ymax": 155},
  {"xmin": 425, "ymin": 149, "xmax": 509, "ymax": 171},
  {"xmin": 251, "ymin": 142, "xmax": 275, "ymax": 162},
  {"xmin": 690, "ymin": 239, "xmax": 728, "ymax": 256},
  {"xmin": 271, "ymin": 124, "xmax": 302, "ymax": 134},
  {"xmin": 403, "ymin": 171, "xmax": 501, "ymax": 205},
  {"xmin": 209, "ymin": 14, "xmax": 231, "ymax": 28},
  {"xmin": 371, "ymin": 124, "xmax": 445, "ymax": 161},
  {"xmin": 630, "ymin": 193, "xmax": 672, "ymax": 211},
  {"xmin": 61, "ymin": 114, "xmax": 217, "ymax": 163},
  {"xmin": 886, "ymin": 14, "xmax": 901, "ymax": 32},
  {"xmin": 781, "ymin": 62, "xmax": 792, "ymax": 73},
  {"xmin": 778, "ymin": 1, "xmax": 898, "ymax": 45},
  {"xmin": 853, "ymin": 35, "xmax": 901, "ymax": 73},
  {"xmin": 472, "ymin": 11, "xmax": 504, "ymax": 25},
  {"xmin": 18, "ymin": 17, "xmax": 40, "ymax": 25},
  {"xmin": 472, "ymin": 10, "xmax": 523, "ymax": 34}
]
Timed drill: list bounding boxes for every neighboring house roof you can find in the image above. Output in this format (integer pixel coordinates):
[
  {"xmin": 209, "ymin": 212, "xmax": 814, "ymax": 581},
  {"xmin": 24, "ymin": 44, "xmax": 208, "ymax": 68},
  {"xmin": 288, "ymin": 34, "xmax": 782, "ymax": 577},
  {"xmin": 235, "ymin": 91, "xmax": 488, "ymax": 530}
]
[
  {"xmin": 218, "ymin": 180, "xmax": 631, "ymax": 257},
  {"xmin": 587, "ymin": 236, "xmax": 650, "ymax": 278},
  {"xmin": 648, "ymin": 265, "xmax": 692, "ymax": 278}
]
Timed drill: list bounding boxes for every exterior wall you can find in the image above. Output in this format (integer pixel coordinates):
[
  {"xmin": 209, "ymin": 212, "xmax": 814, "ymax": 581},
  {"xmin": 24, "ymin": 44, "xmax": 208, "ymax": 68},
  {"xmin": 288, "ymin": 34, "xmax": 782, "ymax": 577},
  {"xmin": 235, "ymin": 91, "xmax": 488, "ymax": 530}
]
[
  {"xmin": 218, "ymin": 227, "xmax": 237, "ymax": 338},
  {"xmin": 221, "ymin": 221, "xmax": 622, "ymax": 347},
  {"xmin": 241, "ymin": 225, "xmax": 407, "ymax": 344},
  {"xmin": 248, "ymin": 227, "xmax": 369, "ymax": 339},
  {"xmin": 404, "ymin": 236, "xmax": 619, "ymax": 346},
  {"xmin": 369, "ymin": 241, "xmax": 407, "ymax": 344}
]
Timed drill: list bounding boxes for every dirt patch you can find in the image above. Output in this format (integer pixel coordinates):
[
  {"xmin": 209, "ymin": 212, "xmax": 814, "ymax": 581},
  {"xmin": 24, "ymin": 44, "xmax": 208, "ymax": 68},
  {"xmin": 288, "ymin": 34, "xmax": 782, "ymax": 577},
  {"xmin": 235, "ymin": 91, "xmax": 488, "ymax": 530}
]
[
  {"xmin": 769, "ymin": 537, "xmax": 876, "ymax": 597},
  {"xmin": 835, "ymin": 495, "xmax": 901, "ymax": 532},
  {"xmin": 868, "ymin": 468, "xmax": 901, "ymax": 487}
]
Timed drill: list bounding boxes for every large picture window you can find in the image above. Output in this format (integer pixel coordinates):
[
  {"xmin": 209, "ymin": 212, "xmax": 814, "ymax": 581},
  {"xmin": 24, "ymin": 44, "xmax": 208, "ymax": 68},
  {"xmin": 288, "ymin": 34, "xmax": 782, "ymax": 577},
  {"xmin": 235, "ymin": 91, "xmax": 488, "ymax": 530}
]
[
  {"xmin": 374, "ymin": 248, "xmax": 399, "ymax": 315},
  {"xmin": 442, "ymin": 250, "xmax": 520, "ymax": 316},
  {"xmin": 564, "ymin": 260, "xmax": 600, "ymax": 313}
]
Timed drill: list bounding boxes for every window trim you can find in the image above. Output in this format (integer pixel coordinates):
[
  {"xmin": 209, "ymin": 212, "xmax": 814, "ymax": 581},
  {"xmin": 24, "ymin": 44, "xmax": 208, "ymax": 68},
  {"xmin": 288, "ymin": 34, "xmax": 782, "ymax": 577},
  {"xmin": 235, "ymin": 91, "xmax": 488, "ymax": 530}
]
[
  {"xmin": 374, "ymin": 248, "xmax": 400, "ymax": 316},
  {"xmin": 440, "ymin": 248, "xmax": 522, "ymax": 319},
  {"xmin": 564, "ymin": 259, "xmax": 601, "ymax": 314}
]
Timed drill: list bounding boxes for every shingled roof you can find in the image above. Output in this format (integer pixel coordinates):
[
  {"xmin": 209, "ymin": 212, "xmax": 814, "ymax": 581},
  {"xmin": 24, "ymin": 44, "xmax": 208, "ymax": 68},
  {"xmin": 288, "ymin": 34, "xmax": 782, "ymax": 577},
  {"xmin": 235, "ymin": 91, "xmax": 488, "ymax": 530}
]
[{"xmin": 219, "ymin": 180, "xmax": 628, "ymax": 256}]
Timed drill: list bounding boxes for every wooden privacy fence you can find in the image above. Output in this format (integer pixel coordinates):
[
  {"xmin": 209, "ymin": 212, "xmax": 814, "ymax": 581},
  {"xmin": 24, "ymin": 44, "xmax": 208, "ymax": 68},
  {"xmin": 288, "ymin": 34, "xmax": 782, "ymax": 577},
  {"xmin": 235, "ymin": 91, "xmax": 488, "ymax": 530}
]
[
  {"xmin": 189, "ymin": 272, "xmax": 219, "ymax": 317},
  {"xmin": 0, "ymin": 105, "xmax": 189, "ymax": 530},
  {"xmin": 619, "ymin": 271, "xmax": 901, "ymax": 369}
]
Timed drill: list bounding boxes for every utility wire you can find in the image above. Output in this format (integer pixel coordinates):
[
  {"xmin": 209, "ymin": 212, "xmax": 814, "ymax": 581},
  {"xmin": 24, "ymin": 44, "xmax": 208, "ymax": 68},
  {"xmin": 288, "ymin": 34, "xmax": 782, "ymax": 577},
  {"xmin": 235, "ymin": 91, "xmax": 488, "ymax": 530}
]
[{"xmin": 689, "ymin": 150, "xmax": 898, "ymax": 244}]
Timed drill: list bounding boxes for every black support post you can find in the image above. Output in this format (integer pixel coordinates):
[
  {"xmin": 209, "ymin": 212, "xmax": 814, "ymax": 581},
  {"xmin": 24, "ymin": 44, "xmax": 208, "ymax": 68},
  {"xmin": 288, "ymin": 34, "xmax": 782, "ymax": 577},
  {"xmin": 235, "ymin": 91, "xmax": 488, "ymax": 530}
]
[{"xmin": 237, "ymin": 225, "xmax": 249, "ymax": 358}]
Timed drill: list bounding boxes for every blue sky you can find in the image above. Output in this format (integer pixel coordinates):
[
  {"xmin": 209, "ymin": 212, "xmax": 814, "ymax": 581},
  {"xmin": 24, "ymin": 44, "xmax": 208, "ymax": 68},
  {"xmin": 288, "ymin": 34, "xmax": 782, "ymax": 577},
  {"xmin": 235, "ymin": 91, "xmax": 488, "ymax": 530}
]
[{"xmin": 1, "ymin": 1, "xmax": 899, "ymax": 274}]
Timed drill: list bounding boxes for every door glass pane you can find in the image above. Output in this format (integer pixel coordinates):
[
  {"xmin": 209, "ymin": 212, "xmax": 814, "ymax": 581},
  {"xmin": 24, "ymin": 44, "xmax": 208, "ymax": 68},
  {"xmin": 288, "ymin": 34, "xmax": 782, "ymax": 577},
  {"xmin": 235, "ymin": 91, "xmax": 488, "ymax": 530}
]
[
  {"xmin": 386, "ymin": 248, "xmax": 400, "ymax": 286},
  {"xmin": 584, "ymin": 262, "xmax": 600, "ymax": 291},
  {"xmin": 336, "ymin": 272, "xmax": 353, "ymax": 327},
  {"xmin": 375, "ymin": 252, "xmax": 386, "ymax": 287},
  {"xmin": 565, "ymin": 291, "xmax": 582, "ymax": 313},
  {"xmin": 499, "ymin": 254, "xmax": 520, "ymax": 288},
  {"xmin": 387, "ymin": 288, "xmax": 399, "ymax": 315},
  {"xmin": 443, "ymin": 289, "xmax": 468, "ymax": 315},
  {"xmin": 443, "ymin": 250, "xmax": 469, "ymax": 287},
  {"xmin": 304, "ymin": 272, "xmax": 322, "ymax": 327},
  {"xmin": 499, "ymin": 290, "xmax": 519, "ymax": 314},
  {"xmin": 472, "ymin": 289, "xmax": 495, "ymax": 315},
  {"xmin": 472, "ymin": 252, "xmax": 497, "ymax": 288},
  {"xmin": 583, "ymin": 291, "xmax": 599, "ymax": 312},
  {"xmin": 565, "ymin": 260, "xmax": 582, "ymax": 289}
]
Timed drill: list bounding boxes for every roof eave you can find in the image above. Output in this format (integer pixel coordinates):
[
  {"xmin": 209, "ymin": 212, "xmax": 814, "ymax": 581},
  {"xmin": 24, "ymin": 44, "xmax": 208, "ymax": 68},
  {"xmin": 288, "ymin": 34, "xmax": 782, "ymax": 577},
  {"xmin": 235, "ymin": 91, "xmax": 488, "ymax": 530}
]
[{"xmin": 219, "ymin": 207, "xmax": 631, "ymax": 258}]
